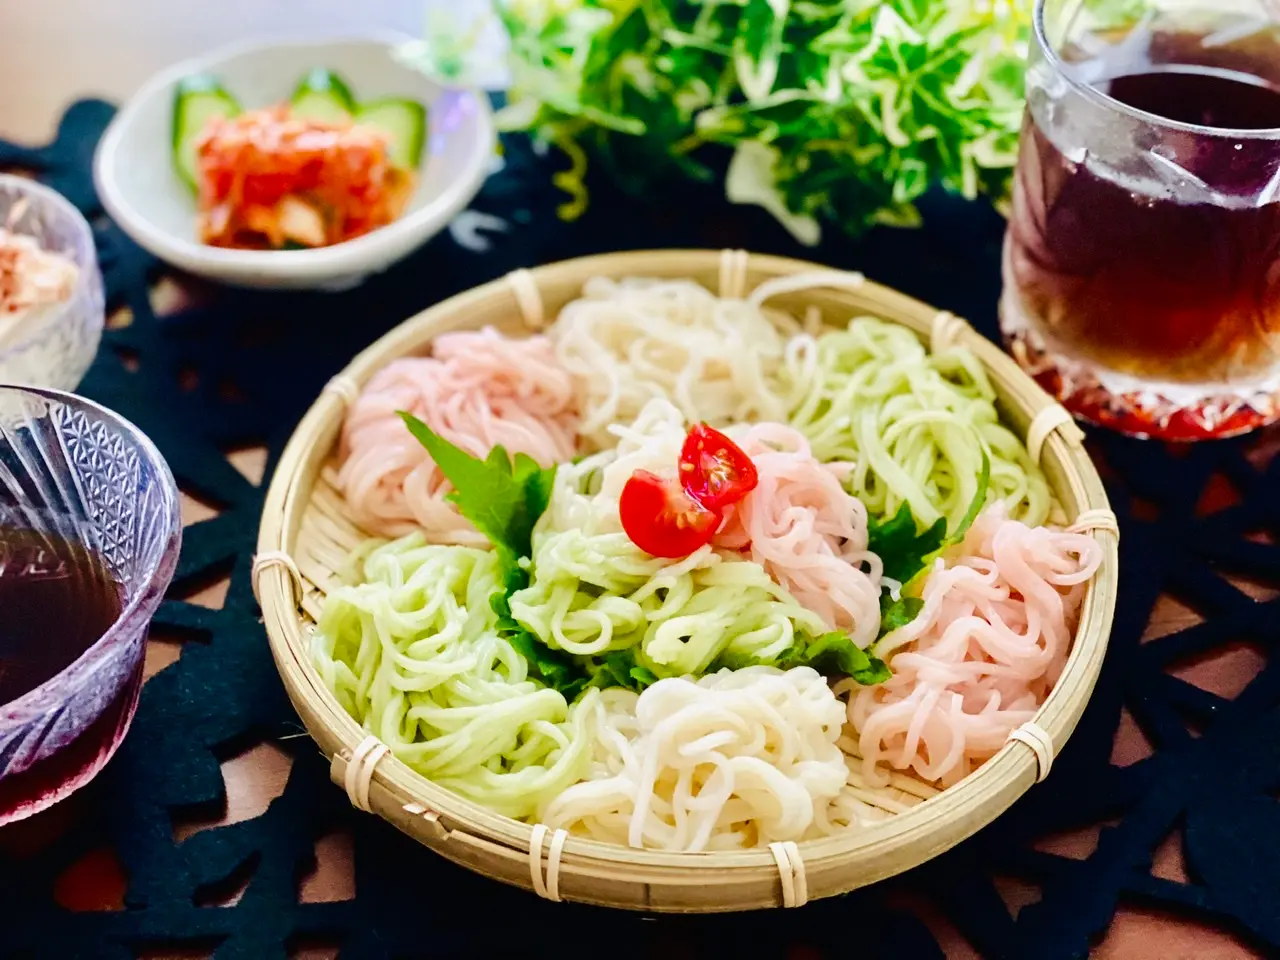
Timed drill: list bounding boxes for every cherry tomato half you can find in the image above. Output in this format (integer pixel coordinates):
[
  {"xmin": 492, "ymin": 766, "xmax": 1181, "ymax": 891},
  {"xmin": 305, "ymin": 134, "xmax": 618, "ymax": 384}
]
[
  {"xmin": 619, "ymin": 469, "xmax": 722, "ymax": 558},
  {"xmin": 678, "ymin": 423, "xmax": 759, "ymax": 512}
]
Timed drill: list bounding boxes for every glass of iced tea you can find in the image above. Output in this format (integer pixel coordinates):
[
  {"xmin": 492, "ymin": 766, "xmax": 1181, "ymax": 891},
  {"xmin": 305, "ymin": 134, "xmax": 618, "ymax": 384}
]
[{"xmin": 1002, "ymin": 0, "xmax": 1280, "ymax": 440}]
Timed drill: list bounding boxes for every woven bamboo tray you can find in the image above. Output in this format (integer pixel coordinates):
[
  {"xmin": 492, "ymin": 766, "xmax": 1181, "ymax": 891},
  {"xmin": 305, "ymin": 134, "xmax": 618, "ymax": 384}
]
[{"xmin": 255, "ymin": 249, "xmax": 1118, "ymax": 913}]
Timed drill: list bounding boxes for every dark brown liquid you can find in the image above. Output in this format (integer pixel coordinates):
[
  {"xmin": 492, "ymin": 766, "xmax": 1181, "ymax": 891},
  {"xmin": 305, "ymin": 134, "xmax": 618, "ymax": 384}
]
[
  {"xmin": 0, "ymin": 526, "xmax": 122, "ymax": 703},
  {"xmin": 1007, "ymin": 32, "xmax": 1280, "ymax": 383},
  {"xmin": 1108, "ymin": 66, "xmax": 1280, "ymax": 130}
]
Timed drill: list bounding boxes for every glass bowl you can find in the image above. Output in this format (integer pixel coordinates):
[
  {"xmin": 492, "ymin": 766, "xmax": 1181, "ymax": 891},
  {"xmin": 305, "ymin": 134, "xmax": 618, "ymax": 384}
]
[
  {"xmin": 0, "ymin": 175, "xmax": 105, "ymax": 392},
  {"xmin": 0, "ymin": 385, "xmax": 181, "ymax": 823}
]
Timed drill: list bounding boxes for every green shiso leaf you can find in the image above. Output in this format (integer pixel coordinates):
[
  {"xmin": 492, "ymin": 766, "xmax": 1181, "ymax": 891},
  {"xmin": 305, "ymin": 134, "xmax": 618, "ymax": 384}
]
[
  {"xmin": 716, "ymin": 629, "xmax": 891, "ymax": 687},
  {"xmin": 398, "ymin": 412, "xmax": 554, "ymax": 559},
  {"xmin": 399, "ymin": 412, "xmax": 665, "ymax": 699},
  {"xmin": 400, "ymin": 412, "xmax": 584, "ymax": 693},
  {"xmin": 868, "ymin": 447, "xmax": 991, "ymax": 589}
]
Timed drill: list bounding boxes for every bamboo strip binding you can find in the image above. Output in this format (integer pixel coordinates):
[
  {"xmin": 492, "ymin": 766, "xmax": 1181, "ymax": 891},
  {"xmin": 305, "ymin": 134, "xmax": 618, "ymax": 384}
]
[
  {"xmin": 1007, "ymin": 722, "xmax": 1055, "ymax": 783},
  {"xmin": 1068, "ymin": 508, "xmax": 1120, "ymax": 539},
  {"xmin": 930, "ymin": 310, "xmax": 971, "ymax": 354},
  {"xmin": 256, "ymin": 249, "xmax": 1118, "ymax": 913},
  {"xmin": 507, "ymin": 268, "xmax": 545, "ymax": 329},
  {"xmin": 337, "ymin": 735, "xmax": 390, "ymax": 813},
  {"xmin": 529, "ymin": 825, "xmax": 569, "ymax": 902},
  {"xmin": 1027, "ymin": 403, "xmax": 1084, "ymax": 462},
  {"xmin": 251, "ymin": 550, "xmax": 302, "ymax": 608},
  {"xmin": 323, "ymin": 375, "xmax": 359, "ymax": 407},
  {"xmin": 769, "ymin": 841, "xmax": 808, "ymax": 908}
]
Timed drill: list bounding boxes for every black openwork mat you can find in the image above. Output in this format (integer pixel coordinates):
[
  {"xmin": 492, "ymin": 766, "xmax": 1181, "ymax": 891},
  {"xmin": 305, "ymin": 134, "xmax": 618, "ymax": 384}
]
[{"xmin": 2, "ymin": 101, "xmax": 1279, "ymax": 960}]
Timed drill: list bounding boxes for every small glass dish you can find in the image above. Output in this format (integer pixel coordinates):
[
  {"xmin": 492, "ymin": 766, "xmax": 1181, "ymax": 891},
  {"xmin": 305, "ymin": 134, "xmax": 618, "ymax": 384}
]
[
  {"xmin": 0, "ymin": 175, "xmax": 105, "ymax": 392},
  {"xmin": 0, "ymin": 385, "xmax": 181, "ymax": 824}
]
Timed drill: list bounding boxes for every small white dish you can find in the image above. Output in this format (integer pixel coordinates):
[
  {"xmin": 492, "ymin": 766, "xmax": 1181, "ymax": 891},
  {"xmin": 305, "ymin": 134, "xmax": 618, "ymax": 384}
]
[{"xmin": 94, "ymin": 32, "xmax": 495, "ymax": 290}]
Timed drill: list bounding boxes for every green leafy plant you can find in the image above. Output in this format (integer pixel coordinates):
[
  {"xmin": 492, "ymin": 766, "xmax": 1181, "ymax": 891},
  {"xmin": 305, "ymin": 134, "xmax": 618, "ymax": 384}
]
[{"xmin": 407, "ymin": 0, "xmax": 1033, "ymax": 239}]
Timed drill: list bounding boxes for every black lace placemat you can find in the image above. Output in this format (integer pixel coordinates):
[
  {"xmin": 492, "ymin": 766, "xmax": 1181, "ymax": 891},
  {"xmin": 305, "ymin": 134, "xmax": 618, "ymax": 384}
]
[{"xmin": 2, "ymin": 101, "xmax": 1279, "ymax": 960}]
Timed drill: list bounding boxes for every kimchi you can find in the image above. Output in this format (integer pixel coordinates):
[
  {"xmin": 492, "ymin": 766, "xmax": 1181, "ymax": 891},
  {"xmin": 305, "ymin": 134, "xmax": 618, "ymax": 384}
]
[{"xmin": 194, "ymin": 107, "xmax": 414, "ymax": 250}]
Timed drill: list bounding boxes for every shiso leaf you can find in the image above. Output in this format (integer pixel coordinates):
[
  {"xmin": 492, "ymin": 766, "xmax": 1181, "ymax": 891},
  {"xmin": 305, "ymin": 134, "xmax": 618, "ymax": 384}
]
[
  {"xmin": 398, "ymin": 411, "xmax": 554, "ymax": 559},
  {"xmin": 587, "ymin": 647, "xmax": 659, "ymax": 693},
  {"xmin": 783, "ymin": 631, "xmax": 892, "ymax": 687},
  {"xmin": 869, "ymin": 447, "xmax": 991, "ymax": 590},
  {"xmin": 879, "ymin": 594, "xmax": 924, "ymax": 639},
  {"xmin": 867, "ymin": 505, "xmax": 948, "ymax": 587},
  {"xmin": 400, "ymin": 412, "xmax": 587, "ymax": 694},
  {"xmin": 718, "ymin": 629, "xmax": 891, "ymax": 687}
]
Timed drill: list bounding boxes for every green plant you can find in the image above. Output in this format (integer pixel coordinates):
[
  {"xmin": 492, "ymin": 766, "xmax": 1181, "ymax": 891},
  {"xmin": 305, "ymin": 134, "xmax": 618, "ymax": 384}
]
[{"xmin": 408, "ymin": 1, "xmax": 1034, "ymax": 239}]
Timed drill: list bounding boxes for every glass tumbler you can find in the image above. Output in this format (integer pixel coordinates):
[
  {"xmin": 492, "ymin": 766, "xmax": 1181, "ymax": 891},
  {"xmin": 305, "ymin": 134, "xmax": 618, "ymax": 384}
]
[
  {"xmin": 0, "ymin": 386, "xmax": 181, "ymax": 823},
  {"xmin": 1001, "ymin": 0, "xmax": 1280, "ymax": 441}
]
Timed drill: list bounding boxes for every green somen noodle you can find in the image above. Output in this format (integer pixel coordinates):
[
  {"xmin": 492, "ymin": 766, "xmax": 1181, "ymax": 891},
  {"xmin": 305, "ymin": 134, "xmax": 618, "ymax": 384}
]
[
  {"xmin": 312, "ymin": 534, "xmax": 596, "ymax": 819},
  {"xmin": 510, "ymin": 528, "xmax": 828, "ymax": 676},
  {"xmin": 542, "ymin": 277, "xmax": 1048, "ymax": 532},
  {"xmin": 782, "ymin": 317, "xmax": 1051, "ymax": 530},
  {"xmin": 508, "ymin": 401, "xmax": 833, "ymax": 677}
]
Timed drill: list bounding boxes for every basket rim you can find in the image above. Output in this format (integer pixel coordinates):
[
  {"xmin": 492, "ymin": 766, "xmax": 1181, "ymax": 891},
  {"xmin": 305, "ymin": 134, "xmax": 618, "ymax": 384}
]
[{"xmin": 256, "ymin": 248, "xmax": 1118, "ymax": 881}]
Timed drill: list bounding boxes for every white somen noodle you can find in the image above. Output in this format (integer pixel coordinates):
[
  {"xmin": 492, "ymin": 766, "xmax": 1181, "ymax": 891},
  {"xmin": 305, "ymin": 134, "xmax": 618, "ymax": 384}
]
[
  {"xmin": 540, "ymin": 666, "xmax": 851, "ymax": 851},
  {"xmin": 548, "ymin": 277, "xmax": 796, "ymax": 448}
]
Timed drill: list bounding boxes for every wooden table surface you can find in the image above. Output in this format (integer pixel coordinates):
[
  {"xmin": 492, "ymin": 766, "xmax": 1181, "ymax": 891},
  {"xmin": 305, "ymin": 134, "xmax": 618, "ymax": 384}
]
[{"xmin": 0, "ymin": 3, "xmax": 1273, "ymax": 957}]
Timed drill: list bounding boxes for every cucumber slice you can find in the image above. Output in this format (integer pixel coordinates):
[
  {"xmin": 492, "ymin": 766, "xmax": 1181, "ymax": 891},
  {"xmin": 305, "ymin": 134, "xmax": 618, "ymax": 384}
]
[
  {"xmin": 355, "ymin": 98, "xmax": 427, "ymax": 170},
  {"xmin": 290, "ymin": 68, "xmax": 356, "ymax": 124},
  {"xmin": 172, "ymin": 74, "xmax": 241, "ymax": 190}
]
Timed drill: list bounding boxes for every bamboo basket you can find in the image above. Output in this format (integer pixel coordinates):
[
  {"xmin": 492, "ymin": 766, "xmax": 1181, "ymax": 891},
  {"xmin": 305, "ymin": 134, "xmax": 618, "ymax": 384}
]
[{"xmin": 255, "ymin": 249, "xmax": 1118, "ymax": 913}]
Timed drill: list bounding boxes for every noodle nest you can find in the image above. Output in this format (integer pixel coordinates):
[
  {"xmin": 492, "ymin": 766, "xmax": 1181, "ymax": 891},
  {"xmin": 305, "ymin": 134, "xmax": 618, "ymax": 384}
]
[{"xmin": 314, "ymin": 276, "xmax": 1100, "ymax": 853}]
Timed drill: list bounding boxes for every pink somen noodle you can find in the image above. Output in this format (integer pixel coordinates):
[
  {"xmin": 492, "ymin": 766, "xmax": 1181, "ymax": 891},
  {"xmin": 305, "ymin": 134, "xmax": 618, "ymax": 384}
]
[
  {"xmin": 841, "ymin": 504, "xmax": 1103, "ymax": 787},
  {"xmin": 714, "ymin": 422, "xmax": 883, "ymax": 648},
  {"xmin": 336, "ymin": 327, "xmax": 579, "ymax": 546}
]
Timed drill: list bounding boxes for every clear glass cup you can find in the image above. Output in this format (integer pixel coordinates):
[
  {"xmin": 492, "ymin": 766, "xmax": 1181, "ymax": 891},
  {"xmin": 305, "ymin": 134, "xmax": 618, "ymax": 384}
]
[
  {"xmin": 0, "ymin": 385, "xmax": 181, "ymax": 823},
  {"xmin": 0, "ymin": 175, "xmax": 105, "ymax": 392},
  {"xmin": 1001, "ymin": 0, "xmax": 1280, "ymax": 441}
]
